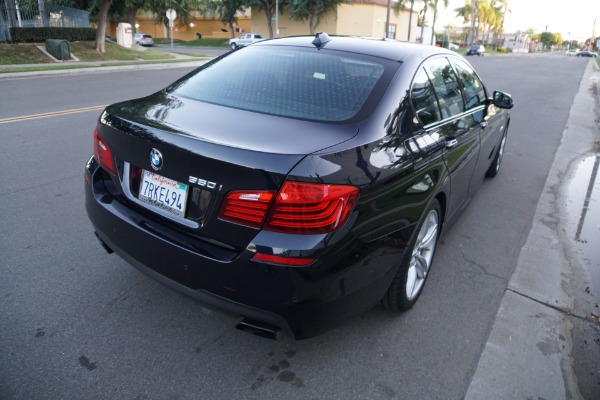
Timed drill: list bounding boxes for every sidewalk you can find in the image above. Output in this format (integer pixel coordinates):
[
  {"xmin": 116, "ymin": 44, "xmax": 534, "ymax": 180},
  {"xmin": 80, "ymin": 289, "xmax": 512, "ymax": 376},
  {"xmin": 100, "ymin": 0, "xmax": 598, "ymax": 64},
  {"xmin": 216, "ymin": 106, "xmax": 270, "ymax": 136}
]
[
  {"xmin": 0, "ymin": 52, "xmax": 211, "ymax": 79},
  {"xmin": 465, "ymin": 60, "xmax": 600, "ymax": 399}
]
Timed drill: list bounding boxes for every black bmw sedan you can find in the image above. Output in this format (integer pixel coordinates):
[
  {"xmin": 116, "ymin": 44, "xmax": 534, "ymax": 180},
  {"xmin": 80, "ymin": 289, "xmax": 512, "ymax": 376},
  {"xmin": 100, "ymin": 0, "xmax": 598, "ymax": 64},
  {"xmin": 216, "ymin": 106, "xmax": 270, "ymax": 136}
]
[{"xmin": 85, "ymin": 33, "xmax": 513, "ymax": 339}]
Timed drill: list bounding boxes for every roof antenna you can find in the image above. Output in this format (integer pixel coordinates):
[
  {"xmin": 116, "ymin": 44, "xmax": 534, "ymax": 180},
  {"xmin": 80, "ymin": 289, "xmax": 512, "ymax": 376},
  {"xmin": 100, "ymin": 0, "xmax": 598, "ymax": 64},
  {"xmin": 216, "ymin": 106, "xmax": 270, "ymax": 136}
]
[{"xmin": 312, "ymin": 32, "xmax": 331, "ymax": 49}]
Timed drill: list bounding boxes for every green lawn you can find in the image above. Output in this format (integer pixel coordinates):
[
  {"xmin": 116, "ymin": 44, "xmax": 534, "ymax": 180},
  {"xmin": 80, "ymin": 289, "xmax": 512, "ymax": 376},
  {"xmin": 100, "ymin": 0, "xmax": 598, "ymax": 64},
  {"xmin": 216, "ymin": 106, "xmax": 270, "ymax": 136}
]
[{"xmin": 0, "ymin": 41, "xmax": 175, "ymax": 65}]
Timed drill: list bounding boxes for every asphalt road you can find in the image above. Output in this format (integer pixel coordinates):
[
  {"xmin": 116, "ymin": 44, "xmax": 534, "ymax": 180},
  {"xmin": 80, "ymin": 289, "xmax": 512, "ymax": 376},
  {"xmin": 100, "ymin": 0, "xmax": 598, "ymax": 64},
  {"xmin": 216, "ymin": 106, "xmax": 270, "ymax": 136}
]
[{"xmin": 0, "ymin": 54, "xmax": 591, "ymax": 399}]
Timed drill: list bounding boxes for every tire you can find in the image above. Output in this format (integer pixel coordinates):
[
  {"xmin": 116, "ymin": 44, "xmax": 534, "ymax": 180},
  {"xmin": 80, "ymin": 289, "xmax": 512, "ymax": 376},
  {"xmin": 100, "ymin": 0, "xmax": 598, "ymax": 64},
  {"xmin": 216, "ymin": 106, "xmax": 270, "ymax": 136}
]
[
  {"xmin": 230, "ymin": 42, "xmax": 237, "ymax": 50},
  {"xmin": 381, "ymin": 199, "xmax": 441, "ymax": 311},
  {"xmin": 485, "ymin": 126, "xmax": 508, "ymax": 178}
]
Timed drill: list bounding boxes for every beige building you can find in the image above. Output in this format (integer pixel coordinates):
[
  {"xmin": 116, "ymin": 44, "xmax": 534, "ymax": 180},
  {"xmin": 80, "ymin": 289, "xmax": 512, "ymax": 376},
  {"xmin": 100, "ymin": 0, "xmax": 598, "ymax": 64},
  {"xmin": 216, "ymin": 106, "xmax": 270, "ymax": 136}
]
[
  {"xmin": 108, "ymin": 11, "xmax": 252, "ymax": 41},
  {"xmin": 251, "ymin": 0, "xmax": 419, "ymax": 41},
  {"xmin": 108, "ymin": 1, "xmax": 417, "ymax": 42}
]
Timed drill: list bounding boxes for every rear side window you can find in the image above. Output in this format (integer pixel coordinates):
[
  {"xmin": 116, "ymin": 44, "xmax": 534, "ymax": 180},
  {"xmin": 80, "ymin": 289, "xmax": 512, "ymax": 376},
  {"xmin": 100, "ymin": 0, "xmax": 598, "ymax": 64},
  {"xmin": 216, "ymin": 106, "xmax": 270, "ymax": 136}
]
[
  {"xmin": 170, "ymin": 47, "xmax": 386, "ymax": 122},
  {"xmin": 411, "ymin": 68, "xmax": 441, "ymax": 126},
  {"xmin": 452, "ymin": 59, "xmax": 486, "ymax": 109},
  {"xmin": 424, "ymin": 58, "xmax": 464, "ymax": 119}
]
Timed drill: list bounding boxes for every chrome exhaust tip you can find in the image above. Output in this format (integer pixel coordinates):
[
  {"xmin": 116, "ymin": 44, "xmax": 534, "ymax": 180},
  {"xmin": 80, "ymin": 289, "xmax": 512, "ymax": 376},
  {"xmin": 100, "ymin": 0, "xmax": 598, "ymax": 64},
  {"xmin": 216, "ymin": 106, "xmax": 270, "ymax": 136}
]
[
  {"xmin": 94, "ymin": 232, "xmax": 114, "ymax": 254},
  {"xmin": 236, "ymin": 318, "xmax": 280, "ymax": 340}
]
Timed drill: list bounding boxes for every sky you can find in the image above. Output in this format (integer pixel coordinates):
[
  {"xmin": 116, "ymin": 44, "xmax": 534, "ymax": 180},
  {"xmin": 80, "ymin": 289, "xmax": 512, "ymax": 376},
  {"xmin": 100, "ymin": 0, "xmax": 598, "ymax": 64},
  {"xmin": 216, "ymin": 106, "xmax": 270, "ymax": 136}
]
[{"xmin": 433, "ymin": 0, "xmax": 599, "ymax": 40}]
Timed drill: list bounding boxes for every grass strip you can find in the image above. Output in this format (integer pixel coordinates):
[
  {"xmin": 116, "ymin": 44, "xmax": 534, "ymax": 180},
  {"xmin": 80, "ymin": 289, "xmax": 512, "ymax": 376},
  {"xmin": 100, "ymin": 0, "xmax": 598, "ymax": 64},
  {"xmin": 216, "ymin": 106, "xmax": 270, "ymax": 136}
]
[{"xmin": 0, "ymin": 58, "xmax": 207, "ymax": 74}]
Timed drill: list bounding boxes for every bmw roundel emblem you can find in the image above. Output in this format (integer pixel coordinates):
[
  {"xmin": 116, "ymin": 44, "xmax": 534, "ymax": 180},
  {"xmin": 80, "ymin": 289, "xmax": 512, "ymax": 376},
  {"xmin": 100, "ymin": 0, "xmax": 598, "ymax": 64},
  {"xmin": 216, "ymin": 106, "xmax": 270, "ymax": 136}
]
[{"xmin": 150, "ymin": 148, "xmax": 163, "ymax": 171}]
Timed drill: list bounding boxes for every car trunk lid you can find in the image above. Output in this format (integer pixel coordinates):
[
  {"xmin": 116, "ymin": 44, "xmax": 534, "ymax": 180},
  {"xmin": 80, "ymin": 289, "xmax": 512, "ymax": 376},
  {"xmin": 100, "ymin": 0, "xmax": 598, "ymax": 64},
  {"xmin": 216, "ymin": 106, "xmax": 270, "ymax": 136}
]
[{"xmin": 95, "ymin": 93, "xmax": 359, "ymax": 252}]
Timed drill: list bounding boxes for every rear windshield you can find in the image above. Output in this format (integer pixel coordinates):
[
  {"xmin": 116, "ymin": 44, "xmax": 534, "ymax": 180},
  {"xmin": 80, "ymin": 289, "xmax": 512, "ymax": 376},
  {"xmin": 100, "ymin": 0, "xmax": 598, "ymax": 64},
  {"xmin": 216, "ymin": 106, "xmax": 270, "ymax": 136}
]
[{"xmin": 169, "ymin": 46, "xmax": 387, "ymax": 122}]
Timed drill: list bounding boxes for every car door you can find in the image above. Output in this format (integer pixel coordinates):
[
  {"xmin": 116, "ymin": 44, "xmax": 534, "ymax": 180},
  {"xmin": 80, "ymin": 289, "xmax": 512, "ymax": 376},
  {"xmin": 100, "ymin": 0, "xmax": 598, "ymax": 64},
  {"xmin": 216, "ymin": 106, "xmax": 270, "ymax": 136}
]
[
  {"xmin": 450, "ymin": 58, "xmax": 502, "ymax": 192},
  {"xmin": 421, "ymin": 57, "xmax": 481, "ymax": 221}
]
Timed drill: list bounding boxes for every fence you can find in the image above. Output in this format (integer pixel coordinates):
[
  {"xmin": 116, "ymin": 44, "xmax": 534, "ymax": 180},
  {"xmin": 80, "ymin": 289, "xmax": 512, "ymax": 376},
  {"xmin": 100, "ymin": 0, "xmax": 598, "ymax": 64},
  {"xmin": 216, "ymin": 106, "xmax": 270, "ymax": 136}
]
[{"xmin": 0, "ymin": 3, "xmax": 90, "ymax": 41}]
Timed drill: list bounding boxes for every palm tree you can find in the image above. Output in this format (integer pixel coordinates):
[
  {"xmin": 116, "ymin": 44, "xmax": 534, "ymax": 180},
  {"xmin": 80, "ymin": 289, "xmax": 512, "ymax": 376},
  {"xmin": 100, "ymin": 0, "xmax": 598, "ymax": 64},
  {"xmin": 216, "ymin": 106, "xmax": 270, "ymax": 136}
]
[
  {"xmin": 454, "ymin": 1, "xmax": 472, "ymax": 45},
  {"xmin": 493, "ymin": 0, "xmax": 510, "ymax": 48},
  {"xmin": 429, "ymin": 0, "xmax": 449, "ymax": 45},
  {"xmin": 474, "ymin": 0, "xmax": 490, "ymax": 44},
  {"xmin": 407, "ymin": 1, "xmax": 417, "ymax": 42}
]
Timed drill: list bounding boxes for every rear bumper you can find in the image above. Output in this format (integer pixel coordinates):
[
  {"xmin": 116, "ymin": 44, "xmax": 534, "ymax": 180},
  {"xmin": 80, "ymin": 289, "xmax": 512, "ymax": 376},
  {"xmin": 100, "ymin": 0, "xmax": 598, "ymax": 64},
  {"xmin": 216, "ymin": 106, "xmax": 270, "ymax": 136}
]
[
  {"xmin": 93, "ymin": 228, "xmax": 293, "ymax": 334},
  {"xmin": 85, "ymin": 158, "xmax": 404, "ymax": 339}
]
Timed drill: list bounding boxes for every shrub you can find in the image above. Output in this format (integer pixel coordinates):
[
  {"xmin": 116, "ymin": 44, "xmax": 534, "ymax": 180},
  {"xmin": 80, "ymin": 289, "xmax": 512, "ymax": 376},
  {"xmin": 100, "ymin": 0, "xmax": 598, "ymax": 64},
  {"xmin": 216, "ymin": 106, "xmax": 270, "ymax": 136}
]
[
  {"xmin": 10, "ymin": 27, "xmax": 96, "ymax": 43},
  {"xmin": 496, "ymin": 47, "xmax": 509, "ymax": 53}
]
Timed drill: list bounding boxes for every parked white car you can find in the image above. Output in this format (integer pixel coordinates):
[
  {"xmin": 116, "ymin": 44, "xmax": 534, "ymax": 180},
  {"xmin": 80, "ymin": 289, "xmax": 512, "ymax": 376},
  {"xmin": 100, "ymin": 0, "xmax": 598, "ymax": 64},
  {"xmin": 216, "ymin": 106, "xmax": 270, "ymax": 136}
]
[
  {"xmin": 448, "ymin": 42, "xmax": 459, "ymax": 50},
  {"xmin": 134, "ymin": 33, "xmax": 154, "ymax": 46},
  {"xmin": 229, "ymin": 33, "xmax": 265, "ymax": 50}
]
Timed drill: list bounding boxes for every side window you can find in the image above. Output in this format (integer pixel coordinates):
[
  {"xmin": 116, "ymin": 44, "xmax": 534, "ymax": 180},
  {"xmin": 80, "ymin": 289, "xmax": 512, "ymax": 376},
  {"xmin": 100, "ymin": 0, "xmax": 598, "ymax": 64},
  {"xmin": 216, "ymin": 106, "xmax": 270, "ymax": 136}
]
[
  {"xmin": 452, "ymin": 59, "xmax": 487, "ymax": 110},
  {"xmin": 424, "ymin": 58, "xmax": 465, "ymax": 119},
  {"xmin": 411, "ymin": 68, "xmax": 441, "ymax": 126}
]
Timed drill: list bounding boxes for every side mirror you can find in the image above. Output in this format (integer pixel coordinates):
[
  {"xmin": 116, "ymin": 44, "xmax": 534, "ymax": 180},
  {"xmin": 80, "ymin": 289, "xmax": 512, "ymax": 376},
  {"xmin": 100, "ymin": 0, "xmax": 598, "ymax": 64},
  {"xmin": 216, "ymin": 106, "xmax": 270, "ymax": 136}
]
[{"xmin": 493, "ymin": 91, "xmax": 514, "ymax": 109}]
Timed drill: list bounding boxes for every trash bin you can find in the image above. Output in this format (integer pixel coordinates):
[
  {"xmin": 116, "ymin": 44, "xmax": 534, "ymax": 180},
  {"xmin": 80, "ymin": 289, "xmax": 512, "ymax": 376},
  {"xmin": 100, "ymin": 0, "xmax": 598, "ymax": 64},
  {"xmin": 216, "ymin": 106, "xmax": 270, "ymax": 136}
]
[{"xmin": 45, "ymin": 39, "xmax": 71, "ymax": 61}]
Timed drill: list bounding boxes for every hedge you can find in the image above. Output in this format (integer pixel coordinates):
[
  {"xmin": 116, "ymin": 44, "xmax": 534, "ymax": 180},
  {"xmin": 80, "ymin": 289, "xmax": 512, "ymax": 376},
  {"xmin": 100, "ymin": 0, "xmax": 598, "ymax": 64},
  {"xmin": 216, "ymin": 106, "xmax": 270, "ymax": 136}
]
[{"xmin": 10, "ymin": 27, "xmax": 97, "ymax": 43}]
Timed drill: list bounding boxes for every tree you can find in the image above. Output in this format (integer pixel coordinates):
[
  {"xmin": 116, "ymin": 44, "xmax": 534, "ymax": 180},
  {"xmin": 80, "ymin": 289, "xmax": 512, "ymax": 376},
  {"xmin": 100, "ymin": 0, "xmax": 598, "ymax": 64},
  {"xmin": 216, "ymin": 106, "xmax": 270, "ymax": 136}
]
[
  {"xmin": 428, "ymin": 0, "xmax": 448, "ymax": 45},
  {"xmin": 394, "ymin": 0, "xmax": 419, "ymax": 42},
  {"xmin": 48, "ymin": 0, "xmax": 118, "ymax": 52},
  {"xmin": 4, "ymin": 0, "xmax": 18, "ymax": 27},
  {"xmin": 539, "ymin": 31, "xmax": 561, "ymax": 50},
  {"xmin": 248, "ymin": 0, "xmax": 283, "ymax": 38},
  {"xmin": 490, "ymin": 0, "xmax": 508, "ymax": 49},
  {"xmin": 144, "ymin": 0, "xmax": 195, "ymax": 39},
  {"xmin": 454, "ymin": 1, "xmax": 471, "ymax": 45},
  {"xmin": 204, "ymin": 0, "xmax": 248, "ymax": 38},
  {"xmin": 288, "ymin": 0, "xmax": 345, "ymax": 35},
  {"xmin": 95, "ymin": 0, "xmax": 113, "ymax": 52},
  {"xmin": 38, "ymin": 0, "xmax": 49, "ymax": 26},
  {"xmin": 124, "ymin": 0, "xmax": 145, "ymax": 39},
  {"xmin": 552, "ymin": 32, "xmax": 562, "ymax": 47}
]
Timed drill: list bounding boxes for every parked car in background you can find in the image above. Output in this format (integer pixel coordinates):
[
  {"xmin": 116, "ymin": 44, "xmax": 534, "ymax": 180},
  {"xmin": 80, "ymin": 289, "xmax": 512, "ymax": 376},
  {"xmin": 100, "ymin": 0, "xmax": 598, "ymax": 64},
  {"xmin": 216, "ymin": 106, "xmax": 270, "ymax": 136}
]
[
  {"xmin": 134, "ymin": 33, "xmax": 154, "ymax": 46},
  {"xmin": 229, "ymin": 33, "xmax": 265, "ymax": 50},
  {"xmin": 448, "ymin": 42, "xmax": 459, "ymax": 50},
  {"xmin": 466, "ymin": 44, "xmax": 485, "ymax": 56},
  {"xmin": 576, "ymin": 50, "xmax": 598, "ymax": 58},
  {"xmin": 86, "ymin": 33, "xmax": 513, "ymax": 339}
]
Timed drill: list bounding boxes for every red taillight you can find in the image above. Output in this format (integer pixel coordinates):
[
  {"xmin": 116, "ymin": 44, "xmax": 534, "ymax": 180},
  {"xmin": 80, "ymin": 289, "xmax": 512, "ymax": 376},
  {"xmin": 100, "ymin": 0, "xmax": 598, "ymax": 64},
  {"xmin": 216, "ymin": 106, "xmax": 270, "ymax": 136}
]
[
  {"xmin": 266, "ymin": 182, "xmax": 359, "ymax": 234},
  {"xmin": 219, "ymin": 191, "xmax": 275, "ymax": 228},
  {"xmin": 93, "ymin": 128, "xmax": 116, "ymax": 175},
  {"xmin": 219, "ymin": 182, "xmax": 359, "ymax": 234},
  {"xmin": 251, "ymin": 253, "xmax": 315, "ymax": 266}
]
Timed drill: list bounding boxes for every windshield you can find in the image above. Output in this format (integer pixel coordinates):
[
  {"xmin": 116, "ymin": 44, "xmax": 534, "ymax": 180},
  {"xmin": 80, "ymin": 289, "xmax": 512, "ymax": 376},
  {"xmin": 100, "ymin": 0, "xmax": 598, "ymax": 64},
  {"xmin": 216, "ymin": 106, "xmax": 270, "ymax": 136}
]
[{"xmin": 169, "ymin": 46, "xmax": 388, "ymax": 122}]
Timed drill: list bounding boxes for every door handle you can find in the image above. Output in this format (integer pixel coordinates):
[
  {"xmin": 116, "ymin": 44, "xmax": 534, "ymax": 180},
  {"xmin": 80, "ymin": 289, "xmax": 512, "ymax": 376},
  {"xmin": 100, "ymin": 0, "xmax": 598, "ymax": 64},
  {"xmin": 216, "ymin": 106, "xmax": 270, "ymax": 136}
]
[{"xmin": 446, "ymin": 139, "xmax": 458, "ymax": 148}]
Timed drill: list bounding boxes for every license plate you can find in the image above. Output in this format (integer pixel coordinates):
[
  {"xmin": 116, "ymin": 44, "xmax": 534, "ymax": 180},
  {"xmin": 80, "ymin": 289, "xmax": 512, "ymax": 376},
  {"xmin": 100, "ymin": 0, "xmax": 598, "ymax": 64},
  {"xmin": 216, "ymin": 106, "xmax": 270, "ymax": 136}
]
[{"xmin": 138, "ymin": 170, "xmax": 188, "ymax": 217}]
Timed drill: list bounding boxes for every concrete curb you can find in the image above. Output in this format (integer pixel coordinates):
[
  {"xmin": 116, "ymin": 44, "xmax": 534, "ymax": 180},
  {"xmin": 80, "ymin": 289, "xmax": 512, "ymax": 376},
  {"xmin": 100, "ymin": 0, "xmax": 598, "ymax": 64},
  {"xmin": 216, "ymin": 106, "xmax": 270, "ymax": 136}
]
[
  {"xmin": 0, "ymin": 59, "xmax": 211, "ymax": 79},
  {"xmin": 464, "ymin": 61, "xmax": 600, "ymax": 399}
]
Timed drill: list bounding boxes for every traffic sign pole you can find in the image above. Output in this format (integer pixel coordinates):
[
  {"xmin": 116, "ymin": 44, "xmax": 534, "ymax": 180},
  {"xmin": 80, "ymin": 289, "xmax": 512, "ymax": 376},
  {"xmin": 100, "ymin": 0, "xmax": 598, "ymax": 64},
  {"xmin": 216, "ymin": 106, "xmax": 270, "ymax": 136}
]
[{"xmin": 166, "ymin": 9, "xmax": 177, "ymax": 52}]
